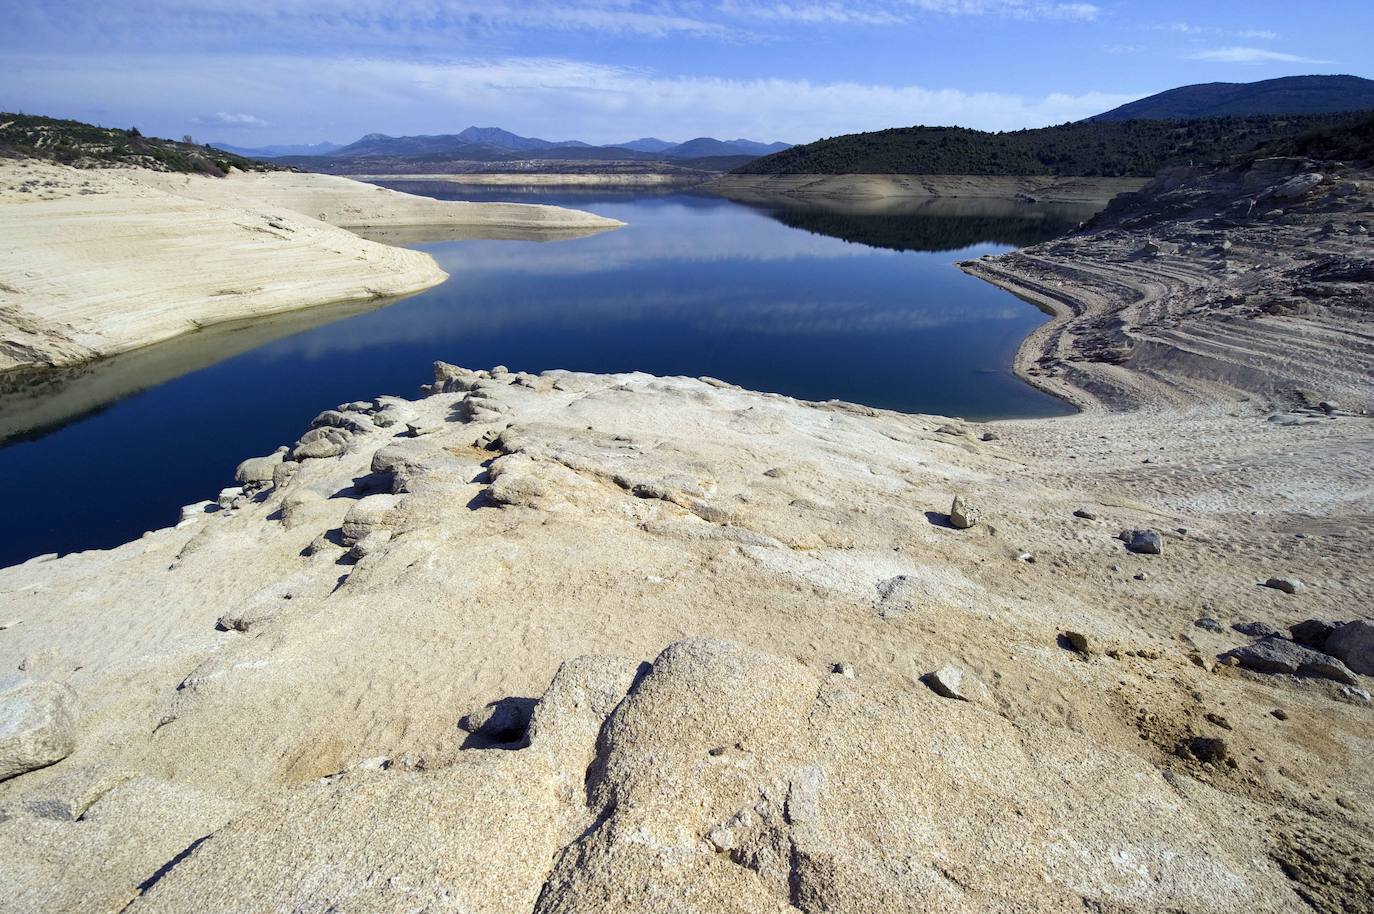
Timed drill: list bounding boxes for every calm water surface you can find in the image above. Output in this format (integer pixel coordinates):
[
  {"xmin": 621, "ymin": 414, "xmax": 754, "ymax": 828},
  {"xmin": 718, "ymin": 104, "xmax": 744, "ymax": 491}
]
[{"xmin": 0, "ymin": 186, "xmax": 1085, "ymax": 568}]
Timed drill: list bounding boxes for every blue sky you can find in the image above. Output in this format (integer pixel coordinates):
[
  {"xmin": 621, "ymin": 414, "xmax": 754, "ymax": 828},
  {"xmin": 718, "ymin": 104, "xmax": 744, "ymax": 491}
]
[{"xmin": 3, "ymin": 1, "xmax": 1370, "ymax": 146}]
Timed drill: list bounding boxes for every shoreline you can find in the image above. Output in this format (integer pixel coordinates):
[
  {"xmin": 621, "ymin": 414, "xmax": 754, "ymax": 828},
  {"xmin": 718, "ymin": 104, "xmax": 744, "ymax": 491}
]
[
  {"xmin": 350, "ymin": 172, "xmax": 709, "ymax": 186},
  {"xmin": 0, "ymin": 162, "xmax": 622, "ymax": 376}
]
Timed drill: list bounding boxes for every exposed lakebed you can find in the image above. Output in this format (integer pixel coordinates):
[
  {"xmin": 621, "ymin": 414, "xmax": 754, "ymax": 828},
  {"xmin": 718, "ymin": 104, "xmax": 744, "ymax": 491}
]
[{"xmin": 0, "ymin": 185, "xmax": 1090, "ymax": 567}]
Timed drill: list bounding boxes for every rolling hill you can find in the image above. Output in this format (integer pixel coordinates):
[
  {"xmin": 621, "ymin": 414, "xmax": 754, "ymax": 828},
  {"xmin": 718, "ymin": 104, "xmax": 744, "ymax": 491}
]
[
  {"xmin": 1091, "ymin": 75, "xmax": 1374, "ymax": 122},
  {"xmin": 731, "ymin": 111, "xmax": 1372, "ymax": 179},
  {"xmin": 0, "ymin": 113, "xmax": 276, "ymax": 174}
]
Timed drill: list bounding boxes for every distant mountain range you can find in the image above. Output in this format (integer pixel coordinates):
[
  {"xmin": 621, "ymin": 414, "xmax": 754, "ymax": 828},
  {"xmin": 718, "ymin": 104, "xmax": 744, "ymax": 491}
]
[
  {"xmin": 218, "ymin": 127, "xmax": 790, "ymax": 162},
  {"xmin": 1090, "ymin": 74, "xmax": 1374, "ymax": 122},
  {"xmin": 209, "ymin": 141, "xmax": 343, "ymax": 158}
]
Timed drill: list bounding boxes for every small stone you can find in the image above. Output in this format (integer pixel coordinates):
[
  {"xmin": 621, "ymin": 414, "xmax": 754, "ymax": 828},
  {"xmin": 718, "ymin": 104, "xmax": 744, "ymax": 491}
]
[
  {"xmin": 935, "ymin": 424, "xmax": 967, "ymax": 437},
  {"xmin": 831, "ymin": 662, "xmax": 855, "ymax": 678},
  {"xmin": 1324, "ymin": 620, "xmax": 1374, "ymax": 675},
  {"xmin": 923, "ymin": 665, "xmax": 990, "ymax": 703},
  {"xmin": 949, "ymin": 495, "xmax": 980, "ymax": 530},
  {"xmin": 1121, "ymin": 529, "xmax": 1163, "ymax": 555},
  {"xmin": 0, "ymin": 676, "xmax": 79, "ymax": 782},
  {"xmin": 980, "ymin": 431, "xmax": 999, "ymax": 442},
  {"xmin": 1133, "ymin": 572, "xmax": 1148, "ymax": 581},
  {"xmin": 1204, "ymin": 712, "xmax": 1231, "ymax": 730},
  {"xmin": 1338, "ymin": 686, "xmax": 1371, "ymax": 705},
  {"xmin": 1062, "ymin": 631, "xmax": 1092, "ymax": 656},
  {"xmin": 1194, "ymin": 618, "xmax": 1225, "ymax": 633},
  {"xmin": 1270, "ymin": 709, "xmax": 1288, "ymax": 721},
  {"xmin": 1073, "ymin": 508, "xmax": 1097, "ymax": 520},
  {"xmin": 1263, "ymin": 577, "xmax": 1304, "ymax": 595}
]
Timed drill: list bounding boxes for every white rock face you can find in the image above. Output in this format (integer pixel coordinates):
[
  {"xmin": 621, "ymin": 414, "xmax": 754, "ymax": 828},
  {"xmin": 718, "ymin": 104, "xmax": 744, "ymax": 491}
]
[
  {"xmin": 0, "ymin": 676, "xmax": 78, "ymax": 782},
  {"xmin": 0, "ymin": 362, "xmax": 1368, "ymax": 912}
]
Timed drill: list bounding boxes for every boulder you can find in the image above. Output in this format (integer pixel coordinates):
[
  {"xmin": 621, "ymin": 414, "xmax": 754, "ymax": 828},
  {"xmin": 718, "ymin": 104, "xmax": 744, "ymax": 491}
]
[
  {"xmin": 1263, "ymin": 577, "xmax": 1304, "ymax": 595},
  {"xmin": 340, "ymin": 494, "xmax": 403, "ymax": 546},
  {"xmin": 1194, "ymin": 618, "xmax": 1224, "ymax": 633},
  {"xmin": 1232, "ymin": 620, "xmax": 1282, "ymax": 639},
  {"xmin": 1324, "ymin": 620, "xmax": 1374, "ymax": 675},
  {"xmin": 1122, "ymin": 529, "xmax": 1163, "ymax": 555},
  {"xmin": 923, "ymin": 665, "xmax": 991, "ymax": 703},
  {"xmin": 234, "ymin": 448, "xmax": 286, "ymax": 488},
  {"xmin": 949, "ymin": 495, "xmax": 980, "ymax": 530},
  {"xmin": 1267, "ymin": 173, "xmax": 1323, "ymax": 201},
  {"xmin": 0, "ymin": 676, "xmax": 79, "ymax": 782},
  {"xmin": 1220, "ymin": 636, "xmax": 1357, "ymax": 685},
  {"xmin": 1289, "ymin": 618, "xmax": 1341, "ymax": 650}
]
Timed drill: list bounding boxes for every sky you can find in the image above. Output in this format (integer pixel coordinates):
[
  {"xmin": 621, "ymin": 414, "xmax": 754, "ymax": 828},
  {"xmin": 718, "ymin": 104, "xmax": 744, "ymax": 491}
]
[{"xmin": 2, "ymin": 1, "xmax": 1370, "ymax": 147}]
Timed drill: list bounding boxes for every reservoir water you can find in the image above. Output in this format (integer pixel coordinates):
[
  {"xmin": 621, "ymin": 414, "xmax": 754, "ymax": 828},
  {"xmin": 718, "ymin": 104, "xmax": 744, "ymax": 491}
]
[{"xmin": 0, "ymin": 185, "xmax": 1089, "ymax": 568}]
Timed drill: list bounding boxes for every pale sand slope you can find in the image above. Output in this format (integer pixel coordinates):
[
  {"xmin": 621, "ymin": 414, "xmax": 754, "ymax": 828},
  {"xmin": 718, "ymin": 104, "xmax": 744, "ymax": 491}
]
[
  {"xmin": 0, "ymin": 360, "xmax": 1369, "ymax": 912},
  {"xmin": 706, "ymin": 173, "xmax": 1146, "ymax": 205},
  {"xmin": 0, "ymin": 161, "xmax": 622, "ymax": 373}
]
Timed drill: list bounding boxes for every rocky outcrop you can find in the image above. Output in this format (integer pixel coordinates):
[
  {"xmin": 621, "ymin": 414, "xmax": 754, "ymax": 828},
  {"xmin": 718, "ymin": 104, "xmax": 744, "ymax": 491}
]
[
  {"xmin": 0, "ymin": 363, "xmax": 1369, "ymax": 913},
  {"xmin": 961, "ymin": 158, "xmax": 1374, "ymax": 413}
]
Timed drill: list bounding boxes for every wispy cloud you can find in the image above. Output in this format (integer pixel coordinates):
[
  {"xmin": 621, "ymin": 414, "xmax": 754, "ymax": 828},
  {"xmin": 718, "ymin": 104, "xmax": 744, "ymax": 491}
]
[
  {"xmin": 192, "ymin": 111, "xmax": 269, "ymax": 128},
  {"xmin": 1188, "ymin": 46, "xmax": 1330, "ymax": 64},
  {"xmin": 6, "ymin": 0, "xmax": 1104, "ymax": 51},
  {"xmin": 723, "ymin": 1, "xmax": 1100, "ymax": 23},
  {"xmin": 4, "ymin": 53, "xmax": 1141, "ymax": 143}
]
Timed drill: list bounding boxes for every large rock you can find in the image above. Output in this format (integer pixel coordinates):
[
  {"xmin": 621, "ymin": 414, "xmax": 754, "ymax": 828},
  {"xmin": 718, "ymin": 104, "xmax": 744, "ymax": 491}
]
[
  {"xmin": 1325, "ymin": 620, "xmax": 1374, "ymax": 675},
  {"xmin": 0, "ymin": 676, "xmax": 79, "ymax": 782},
  {"xmin": 1220, "ymin": 636, "xmax": 1357, "ymax": 685},
  {"xmin": 1289, "ymin": 618, "xmax": 1342, "ymax": 650},
  {"xmin": 1121, "ymin": 529, "xmax": 1164, "ymax": 555}
]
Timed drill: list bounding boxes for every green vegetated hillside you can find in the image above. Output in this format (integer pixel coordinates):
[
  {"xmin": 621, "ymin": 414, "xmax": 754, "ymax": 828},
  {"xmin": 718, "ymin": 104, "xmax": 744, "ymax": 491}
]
[
  {"xmin": 734, "ymin": 112, "xmax": 1372, "ymax": 178},
  {"xmin": 0, "ymin": 113, "xmax": 276, "ymax": 175},
  {"xmin": 1258, "ymin": 112, "xmax": 1374, "ymax": 163}
]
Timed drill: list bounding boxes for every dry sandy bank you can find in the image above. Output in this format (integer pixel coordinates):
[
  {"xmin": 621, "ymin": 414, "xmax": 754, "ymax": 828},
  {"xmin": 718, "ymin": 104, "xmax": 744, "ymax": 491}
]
[
  {"xmin": 706, "ymin": 173, "xmax": 1146, "ymax": 205},
  {"xmin": 0, "ymin": 162, "xmax": 621, "ymax": 374}
]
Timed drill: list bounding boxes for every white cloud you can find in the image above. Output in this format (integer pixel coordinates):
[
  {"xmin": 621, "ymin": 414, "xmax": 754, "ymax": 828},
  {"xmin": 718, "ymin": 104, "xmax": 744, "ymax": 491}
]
[
  {"xmin": 192, "ymin": 111, "xmax": 269, "ymax": 128},
  {"xmin": 1188, "ymin": 46, "xmax": 1330, "ymax": 64},
  {"xmin": 3, "ymin": 53, "xmax": 1141, "ymax": 143}
]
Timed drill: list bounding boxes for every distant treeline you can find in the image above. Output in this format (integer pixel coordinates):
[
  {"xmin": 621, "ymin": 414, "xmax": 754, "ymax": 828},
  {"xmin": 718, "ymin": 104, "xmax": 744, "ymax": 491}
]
[
  {"xmin": 0, "ymin": 113, "xmax": 277, "ymax": 175},
  {"xmin": 735, "ymin": 112, "xmax": 1374, "ymax": 178}
]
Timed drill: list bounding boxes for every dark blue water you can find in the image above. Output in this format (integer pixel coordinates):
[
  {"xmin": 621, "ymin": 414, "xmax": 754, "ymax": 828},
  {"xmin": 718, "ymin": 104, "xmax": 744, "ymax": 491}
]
[{"xmin": 0, "ymin": 186, "xmax": 1082, "ymax": 568}]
